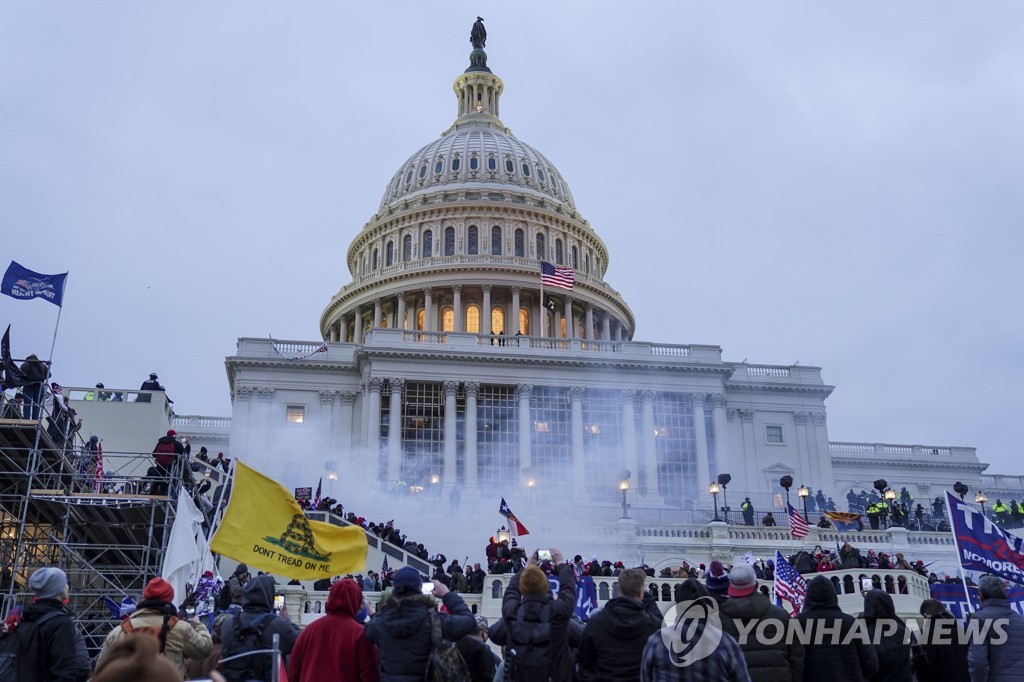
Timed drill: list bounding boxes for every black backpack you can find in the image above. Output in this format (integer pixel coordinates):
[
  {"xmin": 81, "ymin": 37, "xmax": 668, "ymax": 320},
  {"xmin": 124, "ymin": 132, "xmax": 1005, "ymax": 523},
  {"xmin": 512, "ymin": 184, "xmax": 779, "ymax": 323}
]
[
  {"xmin": 505, "ymin": 603, "xmax": 552, "ymax": 682},
  {"xmin": 0, "ymin": 611, "xmax": 61, "ymax": 682},
  {"xmin": 218, "ymin": 577, "xmax": 238, "ymax": 611},
  {"xmin": 425, "ymin": 609, "xmax": 469, "ymax": 682},
  {"xmin": 217, "ymin": 612, "xmax": 275, "ymax": 682}
]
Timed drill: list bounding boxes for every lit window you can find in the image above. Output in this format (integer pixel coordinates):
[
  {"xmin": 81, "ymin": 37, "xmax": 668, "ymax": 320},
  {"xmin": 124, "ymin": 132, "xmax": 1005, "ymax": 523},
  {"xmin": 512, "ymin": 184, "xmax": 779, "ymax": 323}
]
[
  {"xmin": 560, "ymin": 318, "xmax": 566, "ymax": 339},
  {"xmin": 653, "ymin": 426, "xmax": 669, "ymax": 437},
  {"xmin": 491, "ymin": 306, "xmax": 505, "ymax": 335},
  {"xmin": 468, "ymin": 226, "xmax": 479, "ymax": 254},
  {"xmin": 466, "ymin": 305, "xmax": 480, "ymax": 333},
  {"xmin": 519, "ymin": 308, "xmax": 530, "ymax": 335},
  {"xmin": 441, "ymin": 307, "xmax": 454, "ymax": 332},
  {"xmin": 417, "ymin": 310, "xmax": 425, "ymax": 331},
  {"xmin": 534, "ymin": 421, "xmax": 550, "ymax": 433},
  {"xmin": 766, "ymin": 425, "xmax": 784, "ymax": 444},
  {"xmin": 585, "ymin": 424, "xmax": 600, "ymax": 434},
  {"xmin": 286, "ymin": 406, "xmax": 305, "ymax": 423}
]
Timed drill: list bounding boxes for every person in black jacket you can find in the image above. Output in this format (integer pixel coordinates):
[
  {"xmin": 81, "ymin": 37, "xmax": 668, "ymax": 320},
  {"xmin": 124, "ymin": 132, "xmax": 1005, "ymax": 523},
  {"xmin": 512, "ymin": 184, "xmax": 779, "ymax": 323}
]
[
  {"xmin": 912, "ymin": 599, "xmax": 968, "ymax": 681},
  {"xmin": 861, "ymin": 590, "xmax": 912, "ymax": 682},
  {"xmin": 364, "ymin": 566, "xmax": 476, "ymax": 681},
  {"xmin": 456, "ymin": 615, "xmax": 499, "ymax": 682},
  {"xmin": 19, "ymin": 353, "xmax": 48, "ymax": 420},
  {"xmin": 719, "ymin": 564, "xmax": 804, "ymax": 682},
  {"xmin": 798, "ymin": 576, "xmax": 877, "ymax": 682},
  {"xmin": 219, "ymin": 574, "xmax": 300, "ymax": 677},
  {"xmin": 577, "ymin": 567, "xmax": 662, "ymax": 680},
  {"xmin": 22, "ymin": 567, "xmax": 90, "ymax": 682}
]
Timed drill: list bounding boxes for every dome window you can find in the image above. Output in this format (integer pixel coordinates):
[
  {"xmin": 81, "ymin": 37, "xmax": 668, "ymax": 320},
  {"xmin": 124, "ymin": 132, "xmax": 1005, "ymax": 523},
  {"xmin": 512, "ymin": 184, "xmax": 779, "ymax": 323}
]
[
  {"xmin": 372, "ymin": 248, "xmax": 379, "ymax": 270},
  {"xmin": 470, "ymin": 156, "xmax": 479, "ymax": 170},
  {"xmin": 385, "ymin": 241, "xmax": 395, "ymax": 266},
  {"xmin": 444, "ymin": 227, "xmax": 455, "ymax": 256},
  {"xmin": 505, "ymin": 159, "xmax": 514, "ymax": 173},
  {"xmin": 491, "ymin": 226, "xmax": 502, "ymax": 255},
  {"xmin": 571, "ymin": 246, "xmax": 579, "ymax": 270},
  {"xmin": 466, "ymin": 305, "xmax": 481, "ymax": 334},
  {"xmin": 441, "ymin": 307, "xmax": 454, "ymax": 333},
  {"xmin": 405, "ymin": 170, "xmax": 413, "ymax": 184},
  {"xmin": 468, "ymin": 226, "xmax": 479, "ymax": 255},
  {"xmin": 491, "ymin": 306, "xmax": 505, "ymax": 335},
  {"xmin": 536, "ymin": 234, "xmax": 545, "ymax": 260},
  {"xmin": 434, "ymin": 160, "xmax": 444, "ymax": 174},
  {"xmin": 423, "ymin": 230, "xmax": 433, "ymax": 258},
  {"xmin": 488, "ymin": 157, "xmax": 497, "ymax": 171},
  {"xmin": 514, "ymin": 229, "xmax": 525, "ymax": 257},
  {"xmin": 519, "ymin": 308, "xmax": 530, "ymax": 335},
  {"xmin": 403, "ymin": 235, "xmax": 412, "ymax": 261},
  {"xmin": 555, "ymin": 239, "xmax": 564, "ymax": 265},
  {"xmin": 585, "ymin": 253, "xmax": 591, "ymax": 274},
  {"xmin": 521, "ymin": 163, "xmax": 530, "ymax": 177},
  {"xmin": 419, "ymin": 165, "xmax": 427, "ymax": 179},
  {"xmin": 537, "ymin": 168, "xmax": 545, "ymax": 181},
  {"xmin": 451, "ymin": 158, "xmax": 461, "ymax": 171}
]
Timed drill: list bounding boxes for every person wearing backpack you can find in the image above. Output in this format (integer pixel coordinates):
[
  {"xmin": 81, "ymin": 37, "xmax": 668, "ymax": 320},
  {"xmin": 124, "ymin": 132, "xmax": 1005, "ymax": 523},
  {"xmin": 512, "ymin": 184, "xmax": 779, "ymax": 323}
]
[
  {"xmin": 218, "ymin": 574, "xmax": 300, "ymax": 682},
  {"xmin": 96, "ymin": 577, "xmax": 212, "ymax": 677},
  {"xmin": 364, "ymin": 566, "xmax": 476, "ymax": 681},
  {"xmin": 1, "ymin": 567, "xmax": 89, "ymax": 682},
  {"xmin": 500, "ymin": 547, "xmax": 577, "ymax": 682},
  {"xmin": 149, "ymin": 429, "xmax": 187, "ymax": 496},
  {"xmin": 221, "ymin": 563, "xmax": 251, "ymax": 612}
]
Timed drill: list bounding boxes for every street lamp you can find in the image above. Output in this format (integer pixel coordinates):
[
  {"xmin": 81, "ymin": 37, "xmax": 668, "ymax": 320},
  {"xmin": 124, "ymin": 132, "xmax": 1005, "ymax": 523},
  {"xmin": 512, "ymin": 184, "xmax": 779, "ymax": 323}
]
[
  {"xmin": 619, "ymin": 479, "xmax": 630, "ymax": 519},
  {"xmin": 717, "ymin": 474, "xmax": 732, "ymax": 523},
  {"xmin": 496, "ymin": 526, "xmax": 511, "ymax": 544},
  {"xmin": 709, "ymin": 482, "xmax": 721, "ymax": 522},
  {"xmin": 798, "ymin": 484, "xmax": 810, "ymax": 523},
  {"xmin": 779, "ymin": 476, "xmax": 793, "ymax": 513},
  {"xmin": 884, "ymin": 488, "xmax": 897, "ymax": 528},
  {"xmin": 976, "ymin": 491, "xmax": 988, "ymax": 517}
]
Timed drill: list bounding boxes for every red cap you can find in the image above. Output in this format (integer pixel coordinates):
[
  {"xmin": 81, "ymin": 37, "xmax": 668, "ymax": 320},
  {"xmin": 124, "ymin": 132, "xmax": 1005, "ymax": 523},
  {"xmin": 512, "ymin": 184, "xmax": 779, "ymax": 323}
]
[{"xmin": 166, "ymin": 429, "xmax": 176, "ymax": 437}]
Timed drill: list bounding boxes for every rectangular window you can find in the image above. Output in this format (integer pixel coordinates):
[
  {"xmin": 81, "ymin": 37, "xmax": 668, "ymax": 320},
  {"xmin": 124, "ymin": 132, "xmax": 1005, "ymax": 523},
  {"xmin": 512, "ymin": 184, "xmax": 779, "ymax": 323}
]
[
  {"xmin": 286, "ymin": 405, "xmax": 305, "ymax": 424},
  {"xmin": 765, "ymin": 424, "xmax": 784, "ymax": 444}
]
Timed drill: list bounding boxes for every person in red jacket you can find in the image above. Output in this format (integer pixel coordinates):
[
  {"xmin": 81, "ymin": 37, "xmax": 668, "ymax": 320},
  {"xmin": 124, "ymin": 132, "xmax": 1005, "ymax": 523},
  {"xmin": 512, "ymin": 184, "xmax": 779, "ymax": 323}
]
[{"xmin": 288, "ymin": 578, "xmax": 380, "ymax": 682}]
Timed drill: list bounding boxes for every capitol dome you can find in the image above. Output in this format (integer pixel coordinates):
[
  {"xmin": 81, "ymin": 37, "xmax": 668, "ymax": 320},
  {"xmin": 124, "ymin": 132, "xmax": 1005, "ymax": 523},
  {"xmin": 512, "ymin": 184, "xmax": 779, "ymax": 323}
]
[{"xmin": 320, "ymin": 40, "xmax": 634, "ymax": 345}]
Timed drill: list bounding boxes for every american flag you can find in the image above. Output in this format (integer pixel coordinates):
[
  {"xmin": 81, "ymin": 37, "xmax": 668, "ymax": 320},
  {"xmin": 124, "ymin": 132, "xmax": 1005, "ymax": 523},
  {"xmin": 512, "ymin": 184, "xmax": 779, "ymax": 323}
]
[
  {"xmin": 381, "ymin": 556, "xmax": 390, "ymax": 574},
  {"xmin": 788, "ymin": 503, "xmax": 809, "ymax": 538},
  {"xmin": 774, "ymin": 550, "xmax": 807, "ymax": 617},
  {"xmin": 312, "ymin": 476, "xmax": 322, "ymax": 508},
  {"xmin": 94, "ymin": 441, "xmax": 104, "ymax": 493},
  {"xmin": 540, "ymin": 261, "xmax": 574, "ymax": 290}
]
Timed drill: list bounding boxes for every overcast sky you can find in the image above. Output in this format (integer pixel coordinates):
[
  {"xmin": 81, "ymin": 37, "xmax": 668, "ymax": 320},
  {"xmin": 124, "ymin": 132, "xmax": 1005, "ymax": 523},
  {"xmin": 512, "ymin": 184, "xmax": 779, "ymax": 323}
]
[{"xmin": 2, "ymin": 2, "xmax": 1021, "ymax": 475}]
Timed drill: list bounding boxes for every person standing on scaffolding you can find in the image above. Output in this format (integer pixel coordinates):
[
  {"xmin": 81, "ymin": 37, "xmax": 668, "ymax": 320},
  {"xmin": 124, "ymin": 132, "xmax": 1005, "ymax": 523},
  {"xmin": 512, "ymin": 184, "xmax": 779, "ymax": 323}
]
[{"xmin": 149, "ymin": 429, "xmax": 191, "ymax": 496}]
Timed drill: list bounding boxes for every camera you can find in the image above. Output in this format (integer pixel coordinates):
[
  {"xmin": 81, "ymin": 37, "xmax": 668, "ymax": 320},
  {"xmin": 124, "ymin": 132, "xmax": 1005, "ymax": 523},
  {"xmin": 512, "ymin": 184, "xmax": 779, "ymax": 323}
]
[{"xmin": 537, "ymin": 550, "xmax": 552, "ymax": 562}]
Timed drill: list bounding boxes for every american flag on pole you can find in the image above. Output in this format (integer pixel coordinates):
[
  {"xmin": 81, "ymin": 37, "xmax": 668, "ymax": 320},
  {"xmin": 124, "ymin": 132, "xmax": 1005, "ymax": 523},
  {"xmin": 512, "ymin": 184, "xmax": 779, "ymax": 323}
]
[
  {"xmin": 312, "ymin": 476, "xmax": 322, "ymax": 508},
  {"xmin": 788, "ymin": 503, "xmax": 809, "ymax": 538},
  {"xmin": 540, "ymin": 261, "xmax": 574, "ymax": 290},
  {"xmin": 381, "ymin": 556, "xmax": 390, "ymax": 574},
  {"xmin": 774, "ymin": 550, "xmax": 808, "ymax": 617},
  {"xmin": 94, "ymin": 441, "xmax": 104, "ymax": 493}
]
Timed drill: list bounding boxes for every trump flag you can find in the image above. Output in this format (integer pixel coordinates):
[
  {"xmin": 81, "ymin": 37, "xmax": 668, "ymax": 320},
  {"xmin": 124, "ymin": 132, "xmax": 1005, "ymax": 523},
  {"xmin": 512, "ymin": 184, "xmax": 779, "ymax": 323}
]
[
  {"xmin": 947, "ymin": 491, "xmax": 1024, "ymax": 585},
  {"xmin": 211, "ymin": 460, "xmax": 368, "ymax": 578},
  {"xmin": 2, "ymin": 261, "xmax": 68, "ymax": 307}
]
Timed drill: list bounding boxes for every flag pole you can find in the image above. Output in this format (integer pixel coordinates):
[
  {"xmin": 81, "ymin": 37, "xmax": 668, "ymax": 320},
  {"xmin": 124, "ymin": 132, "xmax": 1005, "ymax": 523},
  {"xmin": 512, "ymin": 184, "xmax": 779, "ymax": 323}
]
[
  {"xmin": 46, "ymin": 274, "xmax": 68, "ymax": 367},
  {"xmin": 945, "ymin": 491, "xmax": 975, "ymax": 614},
  {"xmin": 539, "ymin": 275, "xmax": 545, "ymax": 338}
]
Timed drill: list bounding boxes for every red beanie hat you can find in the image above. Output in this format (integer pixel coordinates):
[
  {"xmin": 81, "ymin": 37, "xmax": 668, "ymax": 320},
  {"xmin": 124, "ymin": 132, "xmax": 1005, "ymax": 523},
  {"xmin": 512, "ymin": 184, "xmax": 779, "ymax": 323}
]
[{"xmin": 142, "ymin": 577, "xmax": 174, "ymax": 604}]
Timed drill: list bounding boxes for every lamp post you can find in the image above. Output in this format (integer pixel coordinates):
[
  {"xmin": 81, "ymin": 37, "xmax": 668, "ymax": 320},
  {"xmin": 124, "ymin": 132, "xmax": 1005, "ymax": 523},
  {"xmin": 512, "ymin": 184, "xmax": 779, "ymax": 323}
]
[
  {"xmin": 709, "ymin": 482, "xmax": 721, "ymax": 522},
  {"xmin": 496, "ymin": 526, "xmax": 511, "ymax": 544},
  {"xmin": 976, "ymin": 491, "xmax": 988, "ymax": 518},
  {"xmin": 779, "ymin": 475, "xmax": 793, "ymax": 515},
  {"xmin": 884, "ymin": 488, "xmax": 897, "ymax": 528},
  {"xmin": 717, "ymin": 474, "xmax": 732, "ymax": 524},
  {"xmin": 619, "ymin": 479, "xmax": 630, "ymax": 519},
  {"xmin": 798, "ymin": 484, "xmax": 810, "ymax": 523}
]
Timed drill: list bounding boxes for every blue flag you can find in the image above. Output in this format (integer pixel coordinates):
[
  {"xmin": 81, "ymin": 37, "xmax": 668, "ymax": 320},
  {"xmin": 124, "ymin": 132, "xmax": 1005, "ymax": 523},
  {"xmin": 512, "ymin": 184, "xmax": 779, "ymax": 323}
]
[
  {"xmin": 947, "ymin": 491, "xmax": 1024, "ymax": 585},
  {"xmin": 930, "ymin": 582, "xmax": 1024, "ymax": 620},
  {"xmin": 546, "ymin": 574, "xmax": 598, "ymax": 622},
  {"xmin": 2, "ymin": 261, "xmax": 68, "ymax": 306}
]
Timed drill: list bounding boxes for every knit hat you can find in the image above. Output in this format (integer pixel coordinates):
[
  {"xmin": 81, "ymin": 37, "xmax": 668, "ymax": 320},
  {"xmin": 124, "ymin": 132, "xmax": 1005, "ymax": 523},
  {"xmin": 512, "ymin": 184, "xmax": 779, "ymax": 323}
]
[
  {"xmin": 519, "ymin": 565, "xmax": 550, "ymax": 596},
  {"xmin": 234, "ymin": 563, "xmax": 248, "ymax": 575},
  {"xmin": 28, "ymin": 567, "xmax": 67, "ymax": 600},
  {"xmin": 91, "ymin": 634, "xmax": 180, "ymax": 682},
  {"xmin": 166, "ymin": 429, "xmax": 176, "ymax": 437},
  {"xmin": 727, "ymin": 564, "xmax": 758, "ymax": 598},
  {"xmin": 705, "ymin": 560, "xmax": 729, "ymax": 596},
  {"xmin": 392, "ymin": 566, "xmax": 423, "ymax": 592},
  {"xmin": 142, "ymin": 577, "xmax": 174, "ymax": 604}
]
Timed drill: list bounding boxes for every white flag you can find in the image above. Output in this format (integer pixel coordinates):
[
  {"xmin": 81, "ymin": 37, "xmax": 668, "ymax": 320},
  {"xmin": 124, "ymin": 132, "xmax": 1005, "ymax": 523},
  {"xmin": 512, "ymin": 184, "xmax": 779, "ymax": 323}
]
[
  {"xmin": 161, "ymin": 488, "xmax": 207, "ymax": 605},
  {"xmin": 741, "ymin": 551, "xmax": 755, "ymax": 565}
]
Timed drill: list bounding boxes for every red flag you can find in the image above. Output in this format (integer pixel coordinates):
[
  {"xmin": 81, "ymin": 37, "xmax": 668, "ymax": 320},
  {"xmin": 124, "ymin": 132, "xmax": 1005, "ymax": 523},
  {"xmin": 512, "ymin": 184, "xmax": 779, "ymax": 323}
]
[
  {"xmin": 94, "ymin": 441, "xmax": 104, "ymax": 493},
  {"xmin": 499, "ymin": 497, "xmax": 530, "ymax": 536}
]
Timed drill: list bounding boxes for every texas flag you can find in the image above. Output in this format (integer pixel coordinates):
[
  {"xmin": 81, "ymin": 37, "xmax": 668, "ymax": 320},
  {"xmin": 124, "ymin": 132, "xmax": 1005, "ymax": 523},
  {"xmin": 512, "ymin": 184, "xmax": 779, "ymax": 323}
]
[{"xmin": 499, "ymin": 497, "xmax": 530, "ymax": 536}]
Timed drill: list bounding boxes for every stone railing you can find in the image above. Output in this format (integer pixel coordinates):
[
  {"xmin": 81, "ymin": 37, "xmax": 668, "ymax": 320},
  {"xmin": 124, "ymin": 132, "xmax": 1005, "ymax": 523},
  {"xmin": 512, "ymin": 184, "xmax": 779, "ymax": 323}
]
[
  {"xmin": 171, "ymin": 415, "xmax": 231, "ymax": 430},
  {"xmin": 829, "ymin": 441, "xmax": 976, "ymax": 461}
]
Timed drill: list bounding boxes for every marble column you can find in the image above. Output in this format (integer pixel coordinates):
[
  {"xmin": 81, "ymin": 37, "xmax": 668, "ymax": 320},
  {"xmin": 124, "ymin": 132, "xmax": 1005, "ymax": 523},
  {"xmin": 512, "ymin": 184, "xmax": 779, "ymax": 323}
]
[
  {"xmin": 616, "ymin": 323, "xmax": 624, "ymax": 342},
  {"xmin": 710, "ymin": 393, "xmax": 728, "ymax": 476},
  {"xmin": 329, "ymin": 325, "xmax": 339, "ymax": 342},
  {"xmin": 373, "ymin": 299, "xmax": 382, "ymax": 328},
  {"xmin": 464, "ymin": 382, "xmax": 480, "ymax": 490},
  {"xmin": 353, "ymin": 307, "xmax": 363, "ymax": 343},
  {"xmin": 396, "ymin": 293, "xmax": 406, "ymax": 331},
  {"xmin": 602, "ymin": 315, "xmax": 611, "ymax": 341},
  {"xmin": 692, "ymin": 393, "xmax": 711, "ymax": 490},
  {"xmin": 230, "ymin": 387, "xmax": 253, "ymax": 458},
  {"xmin": 443, "ymin": 380, "xmax": 459, "ymax": 486},
  {"xmin": 537, "ymin": 294, "xmax": 545, "ymax": 337},
  {"xmin": 339, "ymin": 316, "xmax": 348, "ymax": 343},
  {"xmin": 621, "ymin": 389, "xmax": 638, "ymax": 481},
  {"xmin": 423, "ymin": 288, "xmax": 433, "ymax": 332},
  {"xmin": 319, "ymin": 390, "xmax": 335, "ymax": 454},
  {"xmin": 339, "ymin": 391, "xmax": 356, "ymax": 452},
  {"xmin": 256, "ymin": 387, "xmax": 275, "ymax": 471},
  {"xmin": 569, "ymin": 386, "xmax": 586, "ymax": 498},
  {"xmin": 509, "ymin": 287, "xmax": 520, "ymax": 335},
  {"xmin": 564, "ymin": 297, "xmax": 574, "ymax": 338},
  {"xmin": 585, "ymin": 304, "xmax": 595, "ymax": 340},
  {"xmin": 453, "ymin": 285, "xmax": 463, "ymax": 332},
  {"xmin": 517, "ymin": 384, "xmax": 533, "ymax": 469},
  {"xmin": 364, "ymin": 377, "xmax": 383, "ymax": 468},
  {"xmin": 387, "ymin": 379, "xmax": 405, "ymax": 486},
  {"xmin": 482, "ymin": 285, "xmax": 492, "ymax": 334},
  {"xmin": 641, "ymin": 390, "xmax": 658, "ymax": 496},
  {"xmin": 739, "ymin": 409, "xmax": 757, "ymax": 490}
]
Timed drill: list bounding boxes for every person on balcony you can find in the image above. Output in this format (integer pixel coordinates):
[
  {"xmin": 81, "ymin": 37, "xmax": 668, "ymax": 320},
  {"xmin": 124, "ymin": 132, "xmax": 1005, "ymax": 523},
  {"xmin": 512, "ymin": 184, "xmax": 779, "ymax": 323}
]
[
  {"xmin": 741, "ymin": 497, "xmax": 755, "ymax": 526},
  {"xmin": 136, "ymin": 372, "xmax": 163, "ymax": 403},
  {"xmin": 761, "ymin": 512, "xmax": 777, "ymax": 526}
]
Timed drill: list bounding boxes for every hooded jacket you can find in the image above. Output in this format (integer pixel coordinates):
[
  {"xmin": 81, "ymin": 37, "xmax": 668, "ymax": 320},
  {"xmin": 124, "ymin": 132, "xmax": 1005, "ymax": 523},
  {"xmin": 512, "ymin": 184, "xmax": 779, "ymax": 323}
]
[
  {"xmin": 967, "ymin": 597, "xmax": 1024, "ymax": 682},
  {"xmin": 20, "ymin": 598, "xmax": 90, "ymax": 682},
  {"xmin": 912, "ymin": 611, "xmax": 969, "ymax": 682},
  {"xmin": 96, "ymin": 600, "xmax": 213, "ymax": 677},
  {"xmin": 500, "ymin": 563, "xmax": 578, "ymax": 682},
  {"xmin": 288, "ymin": 579, "xmax": 379, "ymax": 682},
  {"xmin": 364, "ymin": 588, "xmax": 476, "ymax": 682},
  {"xmin": 861, "ymin": 590, "xmax": 911, "ymax": 682},
  {"xmin": 720, "ymin": 591, "xmax": 805, "ymax": 682},
  {"xmin": 220, "ymin": 575, "xmax": 300, "ymax": 667},
  {"xmin": 577, "ymin": 595, "xmax": 663, "ymax": 680},
  {"xmin": 796, "ymin": 576, "xmax": 878, "ymax": 682}
]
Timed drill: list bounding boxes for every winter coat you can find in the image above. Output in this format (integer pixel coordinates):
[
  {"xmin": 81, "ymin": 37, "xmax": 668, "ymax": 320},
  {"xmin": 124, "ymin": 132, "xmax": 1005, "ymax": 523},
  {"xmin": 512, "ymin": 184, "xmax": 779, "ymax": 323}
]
[
  {"xmin": 364, "ymin": 589, "xmax": 476, "ymax": 682},
  {"xmin": 796, "ymin": 577, "xmax": 878, "ymax": 682},
  {"xmin": 288, "ymin": 580, "xmax": 379, "ymax": 682},
  {"xmin": 911, "ymin": 613, "xmax": 969, "ymax": 682},
  {"xmin": 967, "ymin": 597, "xmax": 1024, "ymax": 682},
  {"xmin": 96, "ymin": 603, "xmax": 213, "ymax": 677},
  {"xmin": 720, "ymin": 591, "xmax": 805, "ymax": 682},
  {"xmin": 220, "ymin": 575, "xmax": 301, "ymax": 666},
  {"xmin": 501, "ymin": 563, "xmax": 578, "ymax": 682},
  {"xmin": 840, "ymin": 546, "xmax": 862, "ymax": 570},
  {"xmin": 455, "ymin": 635, "xmax": 499, "ymax": 682},
  {"xmin": 20, "ymin": 357, "xmax": 49, "ymax": 387},
  {"xmin": 577, "ymin": 595, "xmax": 663, "ymax": 680},
  {"xmin": 152, "ymin": 434, "xmax": 186, "ymax": 457},
  {"xmin": 20, "ymin": 599, "xmax": 90, "ymax": 682},
  {"xmin": 861, "ymin": 590, "xmax": 911, "ymax": 682}
]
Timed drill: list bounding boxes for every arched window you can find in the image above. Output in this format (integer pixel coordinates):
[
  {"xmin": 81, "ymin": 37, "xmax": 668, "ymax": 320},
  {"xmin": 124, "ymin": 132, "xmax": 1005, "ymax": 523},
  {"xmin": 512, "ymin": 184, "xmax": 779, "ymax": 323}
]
[
  {"xmin": 385, "ymin": 241, "xmax": 394, "ymax": 266},
  {"xmin": 585, "ymin": 253, "xmax": 590, "ymax": 274},
  {"xmin": 505, "ymin": 158, "xmax": 514, "ymax": 173},
  {"xmin": 555, "ymin": 239, "xmax": 563, "ymax": 265},
  {"xmin": 519, "ymin": 308, "xmax": 530, "ymax": 335},
  {"xmin": 487, "ymin": 157, "xmax": 497, "ymax": 171},
  {"xmin": 441, "ymin": 307, "xmax": 454, "ymax": 332},
  {"xmin": 536, "ymin": 234, "xmax": 545, "ymax": 260},
  {"xmin": 466, "ymin": 305, "xmax": 480, "ymax": 334},
  {"xmin": 372, "ymin": 248, "xmax": 379, "ymax": 269},
  {"xmin": 444, "ymin": 227, "xmax": 455, "ymax": 256},
  {"xmin": 491, "ymin": 226, "xmax": 502, "ymax": 255},
  {"xmin": 571, "ymin": 245, "xmax": 579, "ymax": 270},
  {"xmin": 514, "ymin": 229, "xmax": 525, "ymax": 257},
  {"xmin": 403, "ymin": 235, "xmax": 412, "ymax": 261},
  {"xmin": 380, "ymin": 318, "xmax": 388, "ymax": 328},
  {"xmin": 417, "ymin": 310, "xmax": 425, "ymax": 331},
  {"xmin": 491, "ymin": 307, "xmax": 505, "ymax": 335},
  {"xmin": 578, "ymin": 323, "xmax": 585, "ymax": 339},
  {"xmin": 423, "ymin": 230, "xmax": 432, "ymax": 258},
  {"xmin": 468, "ymin": 226, "xmax": 479, "ymax": 255},
  {"xmin": 469, "ymin": 156, "xmax": 479, "ymax": 170},
  {"xmin": 434, "ymin": 159, "xmax": 443, "ymax": 174}
]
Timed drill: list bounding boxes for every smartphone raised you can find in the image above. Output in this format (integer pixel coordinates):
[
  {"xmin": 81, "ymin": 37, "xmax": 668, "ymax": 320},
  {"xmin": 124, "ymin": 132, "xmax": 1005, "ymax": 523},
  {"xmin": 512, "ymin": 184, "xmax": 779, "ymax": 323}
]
[
  {"xmin": 184, "ymin": 604, "xmax": 196, "ymax": 617},
  {"xmin": 273, "ymin": 594, "xmax": 285, "ymax": 613},
  {"xmin": 860, "ymin": 578, "xmax": 873, "ymax": 592},
  {"xmin": 537, "ymin": 550, "xmax": 552, "ymax": 562},
  {"xmin": 421, "ymin": 582, "xmax": 435, "ymax": 595}
]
